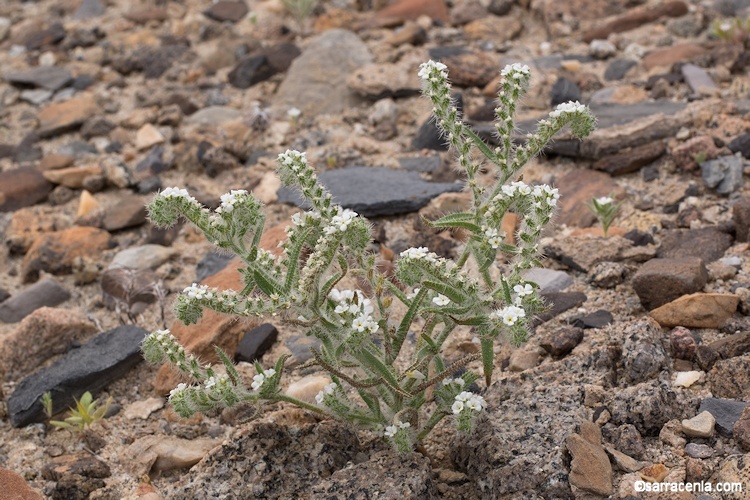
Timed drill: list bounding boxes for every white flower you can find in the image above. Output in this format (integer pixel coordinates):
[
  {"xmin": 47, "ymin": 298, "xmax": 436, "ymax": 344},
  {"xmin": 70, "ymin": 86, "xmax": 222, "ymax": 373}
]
[
  {"xmin": 407, "ymin": 288, "xmax": 421, "ymax": 300},
  {"xmin": 406, "ymin": 370, "xmax": 425, "ymax": 381},
  {"xmin": 160, "ymin": 187, "xmax": 193, "ymax": 200},
  {"xmin": 219, "ymin": 189, "xmax": 248, "ymax": 213},
  {"xmin": 443, "ymin": 377, "xmax": 465, "ymax": 387},
  {"xmin": 452, "ymin": 400, "xmax": 464, "ymax": 414},
  {"xmin": 205, "ymin": 376, "xmax": 218, "ymax": 389},
  {"xmin": 316, "ymin": 382, "xmax": 337, "ymax": 404},
  {"xmin": 384, "ymin": 425, "xmax": 399, "ymax": 438},
  {"xmin": 513, "ymin": 283, "xmax": 533, "ymax": 297},
  {"xmin": 549, "ymin": 101, "xmax": 587, "ymax": 119},
  {"xmin": 251, "ymin": 374, "xmax": 265, "ymax": 391},
  {"xmin": 400, "ymin": 246, "xmax": 428, "ymax": 260},
  {"xmin": 595, "ymin": 196, "xmax": 614, "ymax": 206},
  {"xmin": 184, "ymin": 284, "xmax": 212, "ymax": 300},
  {"xmin": 327, "ymin": 208, "xmax": 358, "ymax": 233},
  {"xmin": 287, "ymin": 107, "xmax": 301, "ymax": 118},
  {"xmin": 418, "ymin": 60, "xmax": 448, "ymax": 80},
  {"xmin": 501, "ymin": 63, "xmax": 531, "ymax": 77},
  {"xmin": 169, "ymin": 383, "xmax": 187, "ymax": 398},
  {"xmin": 432, "ymin": 294, "xmax": 450, "ymax": 306},
  {"xmin": 495, "ymin": 305, "xmax": 526, "ymax": 326}
]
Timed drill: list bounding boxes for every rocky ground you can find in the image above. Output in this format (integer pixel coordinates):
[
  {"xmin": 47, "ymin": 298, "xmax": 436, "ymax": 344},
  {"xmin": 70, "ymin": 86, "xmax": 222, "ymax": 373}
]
[{"xmin": 2, "ymin": 0, "xmax": 750, "ymax": 498}]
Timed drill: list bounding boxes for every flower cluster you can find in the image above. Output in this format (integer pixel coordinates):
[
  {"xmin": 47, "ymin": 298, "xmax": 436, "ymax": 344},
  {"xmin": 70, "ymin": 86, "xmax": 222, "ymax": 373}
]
[
  {"xmin": 417, "ymin": 60, "xmax": 448, "ymax": 82},
  {"xmin": 484, "ymin": 227, "xmax": 506, "ymax": 249},
  {"xmin": 315, "ymin": 382, "xmax": 338, "ymax": 404},
  {"xmin": 160, "ymin": 187, "xmax": 194, "ymax": 201},
  {"xmin": 492, "ymin": 305, "xmax": 526, "ymax": 326},
  {"xmin": 549, "ymin": 100, "xmax": 588, "ymax": 119},
  {"xmin": 533, "ymin": 185, "xmax": 560, "ymax": 208},
  {"xmin": 400, "ymin": 246, "xmax": 438, "ymax": 262},
  {"xmin": 217, "ymin": 190, "xmax": 248, "ymax": 214},
  {"xmin": 329, "ymin": 289, "xmax": 379, "ymax": 334},
  {"xmin": 500, "ymin": 62, "xmax": 531, "ymax": 78},
  {"xmin": 278, "ymin": 149, "xmax": 308, "ymax": 172},
  {"xmin": 324, "ymin": 208, "xmax": 358, "ymax": 235},
  {"xmin": 290, "ymin": 210, "xmax": 320, "ymax": 227},
  {"xmin": 384, "ymin": 421, "xmax": 411, "ymax": 438},
  {"xmin": 184, "ymin": 283, "xmax": 213, "ymax": 300},
  {"xmin": 252, "ymin": 368, "xmax": 277, "ymax": 391},
  {"xmin": 451, "ymin": 391, "xmax": 486, "ymax": 415}
]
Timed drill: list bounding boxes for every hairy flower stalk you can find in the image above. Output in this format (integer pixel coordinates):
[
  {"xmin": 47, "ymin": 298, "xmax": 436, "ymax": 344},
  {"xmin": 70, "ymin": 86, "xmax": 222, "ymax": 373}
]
[{"xmin": 143, "ymin": 61, "xmax": 595, "ymax": 452}]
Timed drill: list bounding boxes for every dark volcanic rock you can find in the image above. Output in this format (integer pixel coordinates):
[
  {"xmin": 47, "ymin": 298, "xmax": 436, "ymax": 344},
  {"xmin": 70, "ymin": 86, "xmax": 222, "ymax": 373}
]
[
  {"xmin": 658, "ymin": 227, "xmax": 733, "ymax": 263},
  {"xmin": 234, "ymin": 323, "xmax": 279, "ymax": 363},
  {"xmin": 699, "ymin": 397, "xmax": 750, "ymax": 437},
  {"xmin": 604, "ymin": 59, "xmax": 637, "ymax": 81},
  {"xmin": 540, "ymin": 326, "xmax": 584, "ymax": 357},
  {"xmin": 196, "ymin": 252, "xmax": 235, "ymax": 282},
  {"xmin": 729, "ymin": 132, "xmax": 750, "ymax": 159},
  {"xmin": 570, "ymin": 310, "xmax": 614, "ymax": 329},
  {"xmin": 733, "ymin": 198, "xmax": 750, "ymax": 242},
  {"xmin": 277, "ymin": 166, "xmax": 462, "ymax": 217},
  {"xmin": 25, "ymin": 23, "xmax": 66, "ymax": 50},
  {"xmin": 551, "ymin": 76, "xmax": 581, "ymax": 106},
  {"xmin": 632, "ymin": 257, "xmax": 708, "ymax": 311},
  {"xmin": 228, "ymin": 44, "xmax": 300, "ymax": 89},
  {"xmin": 7, "ymin": 325, "xmax": 148, "ymax": 427},
  {"xmin": 532, "ymin": 291, "xmax": 587, "ymax": 326},
  {"xmin": 592, "ymin": 141, "xmax": 665, "ymax": 176},
  {"xmin": 0, "ymin": 279, "xmax": 71, "ymax": 323}
]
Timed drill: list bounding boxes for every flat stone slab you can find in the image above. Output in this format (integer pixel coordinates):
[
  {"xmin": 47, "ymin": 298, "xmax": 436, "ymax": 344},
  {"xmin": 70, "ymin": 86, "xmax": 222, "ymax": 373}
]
[
  {"xmin": 8, "ymin": 325, "xmax": 148, "ymax": 427},
  {"xmin": 277, "ymin": 166, "xmax": 462, "ymax": 217},
  {"xmin": 4, "ymin": 66, "xmax": 73, "ymax": 91},
  {"xmin": 0, "ymin": 279, "xmax": 71, "ymax": 323}
]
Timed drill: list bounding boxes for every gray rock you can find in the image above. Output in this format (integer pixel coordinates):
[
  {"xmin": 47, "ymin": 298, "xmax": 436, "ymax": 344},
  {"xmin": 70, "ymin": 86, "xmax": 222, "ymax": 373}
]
[
  {"xmin": 5, "ymin": 66, "xmax": 72, "ymax": 91},
  {"xmin": 604, "ymin": 59, "xmax": 637, "ymax": 81},
  {"xmin": 657, "ymin": 227, "xmax": 733, "ymax": 264},
  {"xmin": 163, "ymin": 417, "xmax": 365, "ymax": 498},
  {"xmin": 234, "ymin": 323, "xmax": 279, "ymax": 363},
  {"xmin": 632, "ymin": 257, "xmax": 708, "ymax": 311},
  {"xmin": 607, "ymin": 380, "xmax": 700, "ymax": 435},
  {"xmin": 74, "ymin": 0, "xmax": 105, "ymax": 19},
  {"xmin": 701, "ymin": 154, "xmax": 744, "ymax": 195},
  {"xmin": 19, "ymin": 89, "xmax": 53, "ymax": 105},
  {"xmin": 109, "ymin": 245, "xmax": 175, "ymax": 271},
  {"xmin": 311, "ymin": 451, "xmax": 438, "ymax": 497},
  {"xmin": 588, "ymin": 261, "xmax": 627, "ymax": 288},
  {"xmin": 285, "ymin": 335, "xmax": 322, "ymax": 366},
  {"xmin": 681, "ymin": 63, "xmax": 718, "ymax": 95},
  {"xmin": 228, "ymin": 43, "xmax": 300, "ymax": 90},
  {"xmin": 0, "ymin": 279, "xmax": 71, "ymax": 323},
  {"xmin": 276, "ymin": 30, "xmax": 373, "ymax": 117},
  {"xmin": 522, "ymin": 267, "xmax": 572, "ymax": 293},
  {"xmin": 699, "ymin": 397, "xmax": 750, "ymax": 437},
  {"xmin": 570, "ymin": 310, "xmax": 613, "ymax": 329},
  {"xmin": 196, "ymin": 252, "xmax": 235, "ymax": 282},
  {"xmin": 532, "ymin": 291, "xmax": 587, "ymax": 326},
  {"xmin": 620, "ymin": 318, "xmax": 669, "ymax": 385},
  {"xmin": 277, "ymin": 166, "xmax": 462, "ymax": 217},
  {"xmin": 685, "ymin": 443, "xmax": 714, "ymax": 459},
  {"xmin": 398, "ymin": 156, "xmax": 442, "ymax": 173},
  {"xmin": 203, "ymin": 1, "xmax": 248, "ymax": 22},
  {"xmin": 185, "ymin": 106, "xmax": 242, "ymax": 126},
  {"xmin": 8, "ymin": 325, "xmax": 148, "ymax": 427}
]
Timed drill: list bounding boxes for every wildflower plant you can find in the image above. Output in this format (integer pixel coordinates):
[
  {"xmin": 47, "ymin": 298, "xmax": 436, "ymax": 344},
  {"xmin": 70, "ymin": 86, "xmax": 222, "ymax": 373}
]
[
  {"xmin": 49, "ymin": 391, "xmax": 112, "ymax": 432},
  {"xmin": 142, "ymin": 60, "xmax": 596, "ymax": 452},
  {"xmin": 586, "ymin": 195, "xmax": 619, "ymax": 237}
]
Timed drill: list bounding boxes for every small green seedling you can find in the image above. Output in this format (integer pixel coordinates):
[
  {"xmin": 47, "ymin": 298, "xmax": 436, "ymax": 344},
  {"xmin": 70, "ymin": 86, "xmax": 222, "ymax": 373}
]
[
  {"xmin": 50, "ymin": 391, "xmax": 112, "ymax": 432},
  {"xmin": 586, "ymin": 195, "xmax": 620, "ymax": 238},
  {"xmin": 41, "ymin": 391, "xmax": 54, "ymax": 419}
]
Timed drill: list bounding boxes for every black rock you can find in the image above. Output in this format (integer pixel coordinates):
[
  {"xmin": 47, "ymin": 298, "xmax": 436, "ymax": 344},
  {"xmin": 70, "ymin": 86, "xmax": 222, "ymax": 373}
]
[
  {"xmin": 487, "ymin": 0, "xmax": 514, "ymax": 16},
  {"xmin": 657, "ymin": 227, "xmax": 733, "ymax": 263},
  {"xmin": 277, "ymin": 166, "xmax": 462, "ymax": 217},
  {"xmin": 570, "ymin": 310, "xmax": 614, "ymax": 329},
  {"xmin": 136, "ymin": 145, "xmax": 167, "ymax": 173},
  {"xmin": 532, "ymin": 291, "xmax": 587, "ymax": 326},
  {"xmin": 25, "ymin": 23, "xmax": 66, "ymax": 51},
  {"xmin": 540, "ymin": 326, "xmax": 584, "ymax": 357},
  {"xmin": 8, "ymin": 325, "xmax": 148, "ymax": 427},
  {"xmin": 81, "ymin": 117, "xmax": 115, "ymax": 139},
  {"xmin": 0, "ymin": 279, "xmax": 71, "ymax": 323},
  {"xmin": 234, "ymin": 323, "xmax": 279, "ymax": 363},
  {"xmin": 412, "ymin": 93, "xmax": 463, "ymax": 151},
  {"xmin": 604, "ymin": 59, "xmax": 637, "ymax": 81},
  {"xmin": 196, "ymin": 252, "xmax": 235, "ymax": 282},
  {"xmin": 698, "ymin": 397, "xmax": 750, "ymax": 437},
  {"xmin": 550, "ymin": 77, "xmax": 581, "ymax": 107},
  {"xmin": 728, "ymin": 132, "xmax": 750, "ymax": 159},
  {"xmin": 228, "ymin": 43, "xmax": 300, "ymax": 89},
  {"xmin": 427, "ymin": 46, "xmax": 469, "ymax": 60},
  {"xmin": 623, "ymin": 229, "xmax": 654, "ymax": 246},
  {"xmin": 135, "ymin": 176, "xmax": 162, "ymax": 194}
]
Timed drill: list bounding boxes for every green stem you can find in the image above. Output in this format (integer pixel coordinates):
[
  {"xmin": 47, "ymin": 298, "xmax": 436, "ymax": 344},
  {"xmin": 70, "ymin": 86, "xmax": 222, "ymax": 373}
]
[{"xmin": 271, "ymin": 394, "xmax": 327, "ymax": 414}]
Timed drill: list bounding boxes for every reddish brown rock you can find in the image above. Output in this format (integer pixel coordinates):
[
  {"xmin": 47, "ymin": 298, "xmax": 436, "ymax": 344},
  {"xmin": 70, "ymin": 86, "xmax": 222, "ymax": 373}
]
[
  {"xmin": 153, "ymin": 224, "xmax": 289, "ymax": 394},
  {"xmin": 36, "ymin": 94, "xmax": 100, "ymax": 138},
  {"xmin": 22, "ymin": 227, "xmax": 113, "ymax": 283},
  {"xmin": 203, "ymin": 1, "xmax": 248, "ymax": 22},
  {"xmin": 442, "ymin": 52, "xmax": 499, "ymax": 88},
  {"xmin": 555, "ymin": 169, "xmax": 624, "ymax": 228},
  {"xmin": 566, "ymin": 422, "xmax": 613, "ymax": 496},
  {"xmin": 733, "ymin": 198, "xmax": 750, "ymax": 243},
  {"xmin": 671, "ymin": 135, "xmax": 723, "ymax": 172},
  {"xmin": 0, "ymin": 468, "xmax": 43, "ymax": 499},
  {"xmin": 464, "ymin": 14, "xmax": 523, "ymax": 44},
  {"xmin": 1, "ymin": 307, "xmax": 97, "ymax": 381},
  {"xmin": 582, "ymin": 1, "xmax": 689, "ymax": 43},
  {"xmin": 5, "ymin": 206, "xmax": 65, "ymax": 254},
  {"xmin": 669, "ymin": 327, "xmax": 697, "ymax": 361},
  {"xmin": 373, "ymin": 0, "xmax": 449, "ymax": 26},
  {"xmin": 650, "ymin": 293, "xmax": 740, "ymax": 329},
  {"xmin": 38, "ymin": 153, "xmax": 74, "ymax": 171},
  {"xmin": 592, "ymin": 141, "xmax": 665, "ymax": 176},
  {"xmin": 0, "ymin": 167, "xmax": 54, "ymax": 212},
  {"xmin": 642, "ymin": 43, "xmax": 708, "ymax": 71},
  {"xmin": 732, "ymin": 407, "xmax": 750, "ymax": 452},
  {"xmin": 632, "ymin": 258, "xmax": 708, "ymax": 311},
  {"xmin": 124, "ymin": 7, "xmax": 168, "ymax": 23}
]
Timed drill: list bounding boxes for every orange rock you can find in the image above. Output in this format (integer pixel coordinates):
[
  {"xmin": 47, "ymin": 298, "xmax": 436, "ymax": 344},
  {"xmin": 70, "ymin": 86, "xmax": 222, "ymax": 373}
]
[
  {"xmin": 569, "ymin": 226, "xmax": 628, "ymax": 238},
  {"xmin": 77, "ymin": 190, "xmax": 100, "ymax": 217},
  {"xmin": 37, "ymin": 94, "xmax": 100, "ymax": 138},
  {"xmin": 373, "ymin": 0, "xmax": 449, "ymax": 27},
  {"xmin": 22, "ymin": 226, "xmax": 112, "ymax": 283},
  {"xmin": 153, "ymin": 223, "xmax": 289, "ymax": 394},
  {"xmin": 642, "ymin": 43, "xmax": 708, "ymax": 71},
  {"xmin": 42, "ymin": 164, "xmax": 102, "ymax": 188},
  {"xmin": 0, "ymin": 467, "xmax": 43, "ymax": 499},
  {"xmin": 639, "ymin": 463, "xmax": 669, "ymax": 482},
  {"xmin": 650, "ymin": 293, "xmax": 740, "ymax": 328},
  {"xmin": 38, "ymin": 153, "xmax": 74, "ymax": 171},
  {"xmin": 6, "ymin": 206, "xmax": 64, "ymax": 254}
]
